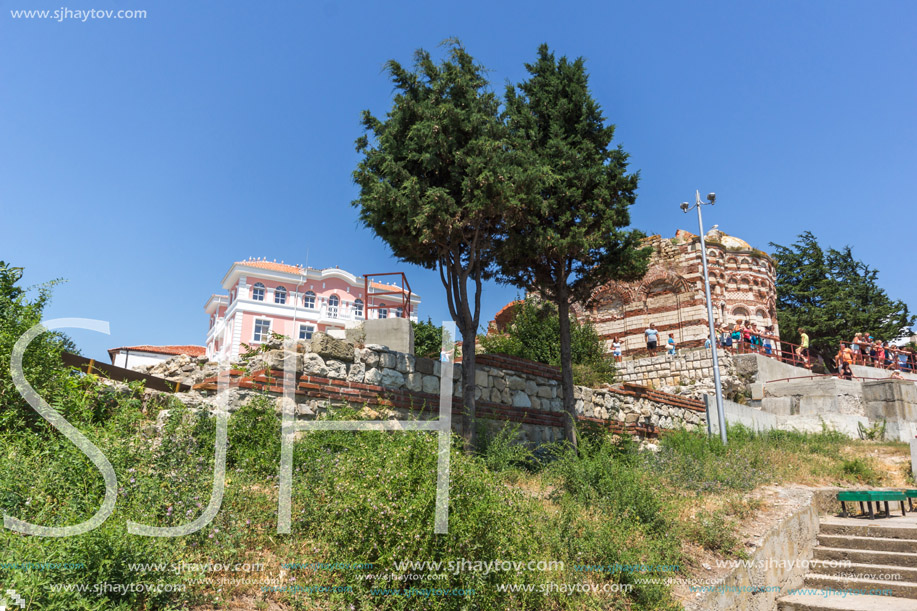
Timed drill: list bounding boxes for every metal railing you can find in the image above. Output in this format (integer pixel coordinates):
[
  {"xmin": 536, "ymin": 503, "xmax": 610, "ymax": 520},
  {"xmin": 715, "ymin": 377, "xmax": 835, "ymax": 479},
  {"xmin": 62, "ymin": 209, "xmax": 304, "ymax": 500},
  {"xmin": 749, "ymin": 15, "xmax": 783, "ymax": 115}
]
[{"xmin": 363, "ymin": 272, "xmax": 412, "ymax": 320}]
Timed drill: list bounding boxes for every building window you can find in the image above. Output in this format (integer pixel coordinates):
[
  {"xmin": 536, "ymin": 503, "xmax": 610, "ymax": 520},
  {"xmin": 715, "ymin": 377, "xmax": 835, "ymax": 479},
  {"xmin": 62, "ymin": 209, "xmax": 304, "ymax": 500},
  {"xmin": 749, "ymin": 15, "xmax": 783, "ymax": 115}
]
[
  {"xmin": 328, "ymin": 295, "xmax": 339, "ymax": 318},
  {"xmin": 395, "ymin": 306, "xmax": 403, "ymax": 319},
  {"xmin": 253, "ymin": 319, "xmax": 271, "ymax": 343},
  {"xmin": 275, "ymin": 286, "xmax": 287, "ymax": 304},
  {"xmin": 378, "ymin": 303, "xmax": 388, "ymax": 319},
  {"xmin": 252, "ymin": 283, "xmax": 265, "ymax": 301},
  {"xmin": 353, "ymin": 299, "xmax": 364, "ymax": 318},
  {"xmin": 299, "ymin": 324, "xmax": 314, "ymax": 340},
  {"xmin": 304, "ymin": 291, "xmax": 316, "ymax": 309}
]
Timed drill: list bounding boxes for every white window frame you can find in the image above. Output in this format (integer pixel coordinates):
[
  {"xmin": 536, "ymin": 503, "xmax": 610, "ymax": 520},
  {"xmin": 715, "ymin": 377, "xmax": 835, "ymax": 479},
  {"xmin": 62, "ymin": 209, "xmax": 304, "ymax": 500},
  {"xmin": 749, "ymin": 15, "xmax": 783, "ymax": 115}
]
[
  {"xmin": 328, "ymin": 294, "xmax": 339, "ymax": 319},
  {"xmin": 252, "ymin": 282, "xmax": 266, "ymax": 301},
  {"xmin": 253, "ymin": 318, "xmax": 271, "ymax": 343},
  {"xmin": 303, "ymin": 291, "xmax": 316, "ymax": 309},
  {"xmin": 274, "ymin": 286, "xmax": 287, "ymax": 305},
  {"xmin": 353, "ymin": 299, "xmax": 364, "ymax": 318},
  {"xmin": 299, "ymin": 324, "xmax": 315, "ymax": 340},
  {"xmin": 378, "ymin": 303, "xmax": 388, "ymax": 319}
]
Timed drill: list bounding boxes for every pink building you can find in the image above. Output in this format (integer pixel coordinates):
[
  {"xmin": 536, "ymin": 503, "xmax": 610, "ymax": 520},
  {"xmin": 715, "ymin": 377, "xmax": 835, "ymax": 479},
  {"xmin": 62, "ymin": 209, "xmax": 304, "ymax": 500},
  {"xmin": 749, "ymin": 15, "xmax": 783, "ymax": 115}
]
[{"xmin": 205, "ymin": 260, "xmax": 421, "ymax": 360}]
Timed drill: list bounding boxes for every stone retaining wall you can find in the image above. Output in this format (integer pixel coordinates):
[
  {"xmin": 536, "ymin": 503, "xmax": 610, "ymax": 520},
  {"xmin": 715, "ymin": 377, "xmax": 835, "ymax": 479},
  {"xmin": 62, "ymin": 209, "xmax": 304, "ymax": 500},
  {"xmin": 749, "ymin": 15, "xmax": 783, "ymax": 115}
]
[{"xmin": 179, "ymin": 336, "xmax": 707, "ymax": 446}]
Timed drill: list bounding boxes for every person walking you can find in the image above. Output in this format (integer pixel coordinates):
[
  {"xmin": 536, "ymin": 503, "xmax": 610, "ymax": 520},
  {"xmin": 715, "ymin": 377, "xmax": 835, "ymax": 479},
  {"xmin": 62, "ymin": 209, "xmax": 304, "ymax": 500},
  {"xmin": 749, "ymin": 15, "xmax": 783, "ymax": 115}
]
[{"xmin": 796, "ymin": 328, "xmax": 810, "ymax": 368}]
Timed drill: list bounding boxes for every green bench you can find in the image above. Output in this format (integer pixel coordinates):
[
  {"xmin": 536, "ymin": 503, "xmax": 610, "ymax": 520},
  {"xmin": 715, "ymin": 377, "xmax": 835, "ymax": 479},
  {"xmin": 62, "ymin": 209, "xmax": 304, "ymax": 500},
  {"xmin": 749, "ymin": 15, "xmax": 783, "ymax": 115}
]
[
  {"xmin": 837, "ymin": 490, "xmax": 907, "ymax": 519},
  {"xmin": 906, "ymin": 490, "xmax": 917, "ymax": 512}
]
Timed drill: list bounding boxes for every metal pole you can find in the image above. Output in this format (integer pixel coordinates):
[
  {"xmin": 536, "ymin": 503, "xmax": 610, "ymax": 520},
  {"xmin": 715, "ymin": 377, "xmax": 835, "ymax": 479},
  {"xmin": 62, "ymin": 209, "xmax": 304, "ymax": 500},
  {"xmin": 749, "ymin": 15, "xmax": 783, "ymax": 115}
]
[{"xmin": 695, "ymin": 190, "xmax": 727, "ymax": 444}]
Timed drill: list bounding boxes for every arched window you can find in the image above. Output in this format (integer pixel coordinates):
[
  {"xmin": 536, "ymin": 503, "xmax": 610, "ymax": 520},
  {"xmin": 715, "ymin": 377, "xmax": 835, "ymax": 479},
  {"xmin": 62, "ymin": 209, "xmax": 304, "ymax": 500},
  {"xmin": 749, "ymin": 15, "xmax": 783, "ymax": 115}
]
[
  {"xmin": 353, "ymin": 299, "xmax": 364, "ymax": 318},
  {"xmin": 755, "ymin": 309, "xmax": 768, "ymax": 323},
  {"xmin": 274, "ymin": 286, "xmax": 287, "ymax": 304},
  {"xmin": 328, "ymin": 294, "xmax": 339, "ymax": 318},
  {"xmin": 378, "ymin": 303, "xmax": 388, "ymax": 319},
  {"xmin": 740, "ymin": 258, "xmax": 750, "ymax": 266},
  {"xmin": 732, "ymin": 306, "xmax": 749, "ymax": 319},
  {"xmin": 303, "ymin": 291, "xmax": 316, "ymax": 309},
  {"xmin": 252, "ymin": 283, "xmax": 265, "ymax": 301},
  {"xmin": 395, "ymin": 306, "xmax": 404, "ymax": 319},
  {"xmin": 726, "ymin": 257, "xmax": 738, "ymax": 268}
]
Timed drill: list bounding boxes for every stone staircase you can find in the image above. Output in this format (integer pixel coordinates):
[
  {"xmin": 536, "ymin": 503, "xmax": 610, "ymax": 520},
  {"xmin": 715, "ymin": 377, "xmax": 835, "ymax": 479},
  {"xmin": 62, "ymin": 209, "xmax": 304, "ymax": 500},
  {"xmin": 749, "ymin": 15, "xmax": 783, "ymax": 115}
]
[{"xmin": 778, "ymin": 516, "xmax": 917, "ymax": 610}]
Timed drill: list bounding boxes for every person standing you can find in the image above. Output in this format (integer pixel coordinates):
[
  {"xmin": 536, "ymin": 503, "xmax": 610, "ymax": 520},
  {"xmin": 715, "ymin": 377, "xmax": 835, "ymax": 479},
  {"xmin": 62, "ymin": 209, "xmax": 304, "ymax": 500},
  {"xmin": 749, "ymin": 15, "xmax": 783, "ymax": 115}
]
[
  {"xmin": 645, "ymin": 324, "xmax": 659, "ymax": 356},
  {"xmin": 667, "ymin": 333, "xmax": 676, "ymax": 355},
  {"xmin": 612, "ymin": 337, "xmax": 623, "ymax": 363}
]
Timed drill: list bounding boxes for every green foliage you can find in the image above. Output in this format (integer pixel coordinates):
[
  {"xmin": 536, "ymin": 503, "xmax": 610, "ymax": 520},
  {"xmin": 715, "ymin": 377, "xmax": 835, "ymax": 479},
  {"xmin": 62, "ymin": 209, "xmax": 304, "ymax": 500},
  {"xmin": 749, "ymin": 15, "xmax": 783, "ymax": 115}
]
[
  {"xmin": 857, "ymin": 419, "xmax": 887, "ymax": 441},
  {"xmin": 0, "ymin": 261, "xmax": 76, "ymax": 429},
  {"xmin": 352, "ymin": 40, "xmax": 528, "ymax": 448},
  {"xmin": 480, "ymin": 298, "xmax": 615, "ymax": 386},
  {"xmin": 412, "ymin": 317, "xmax": 449, "ymax": 359},
  {"xmin": 494, "ymin": 45, "xmax": 651, "ymax": 444},
  {"xmin": 770, "ymin": 231, "xmax": 914, "ymax": 364}
]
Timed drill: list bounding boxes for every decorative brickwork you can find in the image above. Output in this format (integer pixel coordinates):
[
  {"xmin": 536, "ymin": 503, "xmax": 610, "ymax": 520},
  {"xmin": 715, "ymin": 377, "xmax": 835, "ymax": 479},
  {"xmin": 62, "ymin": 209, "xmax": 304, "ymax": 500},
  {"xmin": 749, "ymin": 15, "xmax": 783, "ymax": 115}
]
[{"xmin": 575, "ymin": 228, "xmax": 780, "ymax": 356}]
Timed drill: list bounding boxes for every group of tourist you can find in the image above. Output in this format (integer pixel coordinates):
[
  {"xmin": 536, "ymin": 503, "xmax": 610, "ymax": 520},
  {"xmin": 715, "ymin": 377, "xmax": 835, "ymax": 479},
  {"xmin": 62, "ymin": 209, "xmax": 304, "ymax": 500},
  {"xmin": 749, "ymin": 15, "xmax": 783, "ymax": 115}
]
[
  {"xmin": 622, "ymin": 323, "xmax": 915, "ymax": 380},
  {"xmin": 714, "ymin": 319, "xmax": 780, "ymax": 357},
  {"xmin": 834, "ymin": 333, "xmax": 916, "ymax": 380}
]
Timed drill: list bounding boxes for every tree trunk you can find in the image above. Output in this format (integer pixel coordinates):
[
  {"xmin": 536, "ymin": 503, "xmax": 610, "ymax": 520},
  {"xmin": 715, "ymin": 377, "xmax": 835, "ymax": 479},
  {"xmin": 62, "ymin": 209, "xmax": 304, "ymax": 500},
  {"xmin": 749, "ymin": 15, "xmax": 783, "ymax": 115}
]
[
  {"xmin": 459, "ymin": 324, "xmax": 477, "ymax": 452},
  {"xmin": 557, "ymin": 296, "xmax": 578, "ymax": 452}
]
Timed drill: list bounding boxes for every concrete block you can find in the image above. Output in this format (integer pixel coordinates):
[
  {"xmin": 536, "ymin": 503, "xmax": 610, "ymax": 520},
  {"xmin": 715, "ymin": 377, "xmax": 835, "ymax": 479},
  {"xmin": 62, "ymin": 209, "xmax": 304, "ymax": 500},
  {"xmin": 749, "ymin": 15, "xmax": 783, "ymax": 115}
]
[
  {"xmin": 798, "ymin": 395, "xmax": 838, "ymax": 416},
  {"xmin": 362, "ymin": 318, "xmax": 414, "ymax": 355},
  {"xmin": 750, "ymin": 382, "xmax": 764, "ymax": 401},
  {"xmin": 760, "ymin": 396, "xmax": 793, "ymax": 416}
]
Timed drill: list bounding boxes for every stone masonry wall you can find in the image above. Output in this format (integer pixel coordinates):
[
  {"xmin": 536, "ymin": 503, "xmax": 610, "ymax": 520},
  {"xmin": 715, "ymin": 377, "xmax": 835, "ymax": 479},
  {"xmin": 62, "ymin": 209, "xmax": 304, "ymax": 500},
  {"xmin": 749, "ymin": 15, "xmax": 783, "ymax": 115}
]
[{"xmin": 153, "ymin": 334, "xmax": 707, "ymax": 447}]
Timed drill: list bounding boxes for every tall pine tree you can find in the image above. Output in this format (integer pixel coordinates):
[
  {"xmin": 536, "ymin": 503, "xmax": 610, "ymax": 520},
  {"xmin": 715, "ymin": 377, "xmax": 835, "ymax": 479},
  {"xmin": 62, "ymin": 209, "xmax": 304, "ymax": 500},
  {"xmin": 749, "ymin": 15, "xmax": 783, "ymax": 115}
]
[
  {"xmin": 771, "ymin": 231, "xmax": 913, "ymax": 365},
  {"xmin": 496, "ymin": 45, "xmax": 650, "ymax": 449}
]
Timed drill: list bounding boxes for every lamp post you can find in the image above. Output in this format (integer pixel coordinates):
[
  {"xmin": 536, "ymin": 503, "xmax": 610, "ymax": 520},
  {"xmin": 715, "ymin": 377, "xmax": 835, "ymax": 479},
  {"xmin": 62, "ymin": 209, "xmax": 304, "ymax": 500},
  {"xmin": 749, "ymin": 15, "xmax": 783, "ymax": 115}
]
[{"xmin": 681, "ymin": 190, "xmax": 727, "ymax": 444}]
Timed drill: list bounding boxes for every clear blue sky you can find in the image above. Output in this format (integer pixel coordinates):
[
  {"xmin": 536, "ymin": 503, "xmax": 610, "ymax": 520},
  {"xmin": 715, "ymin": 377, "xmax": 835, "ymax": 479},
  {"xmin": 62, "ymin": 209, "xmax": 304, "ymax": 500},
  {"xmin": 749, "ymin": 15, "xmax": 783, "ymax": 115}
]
[{"xmin": 3, "ymin": 0, "xmax": 915, "ymax": 359}]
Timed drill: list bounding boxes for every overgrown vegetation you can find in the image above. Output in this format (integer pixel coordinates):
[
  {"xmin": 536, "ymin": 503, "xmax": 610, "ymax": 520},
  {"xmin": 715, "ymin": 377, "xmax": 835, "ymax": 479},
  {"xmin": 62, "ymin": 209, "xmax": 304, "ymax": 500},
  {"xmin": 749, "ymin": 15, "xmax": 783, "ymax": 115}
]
[
  {"xmin": 479, "ymin": 297, "xmax": 615, "ymax": 387},
  {"xmin": 0, "ymin": 264, "xmax": 910, "ymax": 610}
]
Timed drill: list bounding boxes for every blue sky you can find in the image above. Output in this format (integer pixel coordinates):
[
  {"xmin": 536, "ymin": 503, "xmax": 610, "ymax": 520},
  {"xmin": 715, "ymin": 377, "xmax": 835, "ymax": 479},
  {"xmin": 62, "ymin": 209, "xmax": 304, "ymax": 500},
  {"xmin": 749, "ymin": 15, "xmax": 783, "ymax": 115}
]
[{"xmin": 2, "ymin": 0, "xmax": 915, "ymax": 359}]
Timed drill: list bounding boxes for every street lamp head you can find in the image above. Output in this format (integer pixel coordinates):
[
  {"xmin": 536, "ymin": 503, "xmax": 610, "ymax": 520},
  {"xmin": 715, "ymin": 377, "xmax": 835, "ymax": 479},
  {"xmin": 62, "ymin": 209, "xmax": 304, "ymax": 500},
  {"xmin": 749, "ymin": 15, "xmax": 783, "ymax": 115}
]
[
  {"xmin": 706, "ymin": 192, "xmax": 716, "ymax": 204},
  {"xmin": 680, "ymin": 202, "xmax": 690, "ymax": 213}
]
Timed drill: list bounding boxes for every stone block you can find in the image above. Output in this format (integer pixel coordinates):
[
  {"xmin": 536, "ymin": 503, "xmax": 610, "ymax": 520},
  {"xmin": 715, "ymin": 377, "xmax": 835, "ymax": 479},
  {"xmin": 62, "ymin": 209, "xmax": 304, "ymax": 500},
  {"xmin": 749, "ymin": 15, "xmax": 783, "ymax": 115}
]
[
  {"xmin": 380, "ymin": 368, "xmax": 404, "ymax": 388},
  {"xmin": 525, "ymin": 380, "xmax": 539, "ymax": 395},
  {"xmin": 325, "ymin": 359, "xmax": 347, "ymax": 380},
  {"xmin": 405, "ymin": 372, "xmax": 423, "ymax": 392},
  {"xmin": 364, "ymin": 368, "xmax": 384, "ymax": 385},
  {"xmin": 301, "ymin": 353, "xmax": 328, "ymax": 376},
  {"xmin": 422, "ymin": 375, "xmax": 440, "ymax": 394},
  {"xmin": 415, "ymin": 357, "xmax": 435, "ymax": 375},
  {"xmin": 358, "ymin": 348, "xmax": 379, "ymax": 369},
  {"xmin": 347, "ymin": 362, "xmax": 366, "ymax": 383},
  {"xmin": 312, "ymin": 333, "xmax": 355, "ymax": 362},
  {"xmin": 362, "ymin": 317, "xmax": 414, "ymax": 355},
  {"xmin": 475, "ymin": 369, "xmax": 490, "ymax": 388},
  {"xmin": 379, "ymin": 352, "xmax": 397, "ymax": 369},
  {"xmin": 512, "ymin": 391, "xmax": 531, "ymax": 408},
  {"xmin": 507, "ymin": 375, "xmax": 526, "ymax": 391}
]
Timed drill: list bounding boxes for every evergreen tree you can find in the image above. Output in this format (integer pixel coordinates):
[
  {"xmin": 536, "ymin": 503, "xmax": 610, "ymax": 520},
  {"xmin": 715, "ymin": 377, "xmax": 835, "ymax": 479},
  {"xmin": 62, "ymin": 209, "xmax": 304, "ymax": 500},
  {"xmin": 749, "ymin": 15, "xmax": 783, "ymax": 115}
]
[
  {"xmin": 496, "ymin": 45, "xmax": 650, "ymax": 449},
  {"xmin": 771, "ymin": 231, "xmax": 914, "ymax": 365},
  {"xmin": 352, "ymin": 41, "xmax": 524, "ymax": 449}
]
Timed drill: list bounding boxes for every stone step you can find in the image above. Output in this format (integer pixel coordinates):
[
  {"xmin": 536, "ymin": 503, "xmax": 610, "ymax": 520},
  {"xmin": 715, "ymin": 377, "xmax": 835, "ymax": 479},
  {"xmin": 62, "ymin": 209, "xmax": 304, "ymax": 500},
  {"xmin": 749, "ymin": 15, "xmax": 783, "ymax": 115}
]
[
  {"xmin": 804, "ymin": 573, "xmax": 917, "ymax": 600},
  {"xmin": 815, "ymin": 547, "xmax": 917, "ymax": 568},
  {"xmin": 818, "ymin": 534, "xmax": 917, "ymax": 554},
  {"xmin": 778, "ymin": 591, "xmax": 917, "ymax": 610},
  {"xmin": 809, "ymin": 559, "xmax": 917, "ymax": 582},
  {"xmin": 820, "ymin": 521, "xmax": 917, "ymax": 541}
]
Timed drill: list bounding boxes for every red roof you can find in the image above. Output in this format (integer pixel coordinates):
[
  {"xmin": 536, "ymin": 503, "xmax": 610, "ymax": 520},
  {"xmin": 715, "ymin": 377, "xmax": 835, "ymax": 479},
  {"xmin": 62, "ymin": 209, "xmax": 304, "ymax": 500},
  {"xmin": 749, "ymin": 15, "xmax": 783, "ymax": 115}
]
[
  {"xmin": 237, "ymin": 260, "xmax": 306, "ymax": 274},
  {"xmin": 108, "ymin": 345, "xmax": 206, "ymax": 358}
]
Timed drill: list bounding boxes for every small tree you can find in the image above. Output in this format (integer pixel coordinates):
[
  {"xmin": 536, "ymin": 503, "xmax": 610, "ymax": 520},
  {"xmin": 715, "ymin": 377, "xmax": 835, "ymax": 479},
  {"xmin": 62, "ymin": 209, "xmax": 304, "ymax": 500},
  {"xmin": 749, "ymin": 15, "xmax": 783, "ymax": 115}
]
[
  {"xmin": 479, "ymin": 297, "xmax": 614, "ymax": 386},
  {"xmin": 412, "ymin": 318, "xmax": 447, "ymax": 359},
  {"xmin": 0, "ymin": 262, "xmax": 75, "ymax": 429},
  {"xmin": 771, "ymin": 231, "xmax": 914, "ymax": 365},
  {"xmin": 496, "ymin": 45, "xmax": 650, "ymax": 449},
  {"xmin": 352, "ymin": 41, "xmax": 523, "ymax": 450}
]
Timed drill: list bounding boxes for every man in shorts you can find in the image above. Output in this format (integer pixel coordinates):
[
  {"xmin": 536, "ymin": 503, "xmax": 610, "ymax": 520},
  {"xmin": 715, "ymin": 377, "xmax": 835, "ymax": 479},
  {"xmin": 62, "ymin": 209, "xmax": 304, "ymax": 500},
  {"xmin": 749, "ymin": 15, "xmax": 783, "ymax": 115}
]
[{"xmin": 645, "ymin": 323, "xmax": 659, "ymax": 356}]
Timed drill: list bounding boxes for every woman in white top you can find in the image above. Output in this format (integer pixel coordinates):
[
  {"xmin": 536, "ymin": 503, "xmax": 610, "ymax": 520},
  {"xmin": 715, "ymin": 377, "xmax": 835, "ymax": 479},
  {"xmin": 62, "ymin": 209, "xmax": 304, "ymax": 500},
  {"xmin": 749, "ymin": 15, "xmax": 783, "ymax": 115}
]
[{"xmin": 612, "ymin": 338, "xmax": 622, "ymax": 363}]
